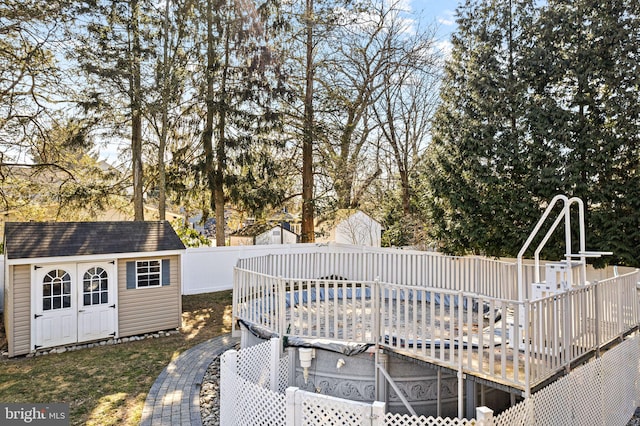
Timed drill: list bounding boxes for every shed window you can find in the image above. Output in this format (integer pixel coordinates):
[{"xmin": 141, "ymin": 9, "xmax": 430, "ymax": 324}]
[
  {"xmin": 43, "ymin": 269, "xmax": 71, "ymax": 311},
  {"xmin": 83, "ymin": 267, "xmax": 109, "ymax": 305},
  {"xmin": 136, "ymin": 260, "xmax": 162, "ymax": 288}
]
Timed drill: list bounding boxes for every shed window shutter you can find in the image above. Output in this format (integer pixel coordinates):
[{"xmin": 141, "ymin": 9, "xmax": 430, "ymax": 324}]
[
  {"xmin": 162, "ymin": 259, "xmax": 170, "ymax": 286},
  {"xmin": 126, "ymin": 262, "xmax": 136, "ymax": 289}
]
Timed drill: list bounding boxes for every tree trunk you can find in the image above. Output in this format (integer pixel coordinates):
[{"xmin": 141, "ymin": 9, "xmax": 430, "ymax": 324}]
[
  {"xmin": 157, "ymin": 0, "xmax": 171, "ymax": 221},
  {"xmin": 131, "ymin": 0, "xmax": 144, "ymax": 221},
  {"xmin": 203, "ymin": 0, "xmax": 216, "ymax": 237},
  {"xmin": 301, "ymin": 0, "xmax": 315, "ymax": 243}
]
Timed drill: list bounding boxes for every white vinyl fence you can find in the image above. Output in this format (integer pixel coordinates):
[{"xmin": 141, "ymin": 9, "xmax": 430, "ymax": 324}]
[{"xmin": 182, "ymin": 243, "xmax": 374, "ymax": 295}]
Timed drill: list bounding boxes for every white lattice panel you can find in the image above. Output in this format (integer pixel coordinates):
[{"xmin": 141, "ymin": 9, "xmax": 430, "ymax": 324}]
[
  {"xmin": 600, "ymin": 336, "xmax": 640, "ymax": 425},
  {"xmin": 278, "ymin": 353, "xmax": 290, "ymax": 393},
  {"xmin": 494, "ymin": 334, "xmax": 640, "ymax": 426},
  {"xmin": 238, "ymin": 339, "xmax": 273, "ymax": 387},
  {"xmin": 223, "ymin": 326, "xmax": 640, "ymax": 426},
  {"xmin": 492, "ymin": 399, "xmax": 531, "ymax": 426},
  {"xmin": 299, "ymin": 391, "xmax": 372, "ymax": 426},
  {"xmin": 234, "ymin": 377, "xmax": 287, "ymax": 426},
  {"xmin": 531, "ymin": 371, "xmax": 572, "ymax": 425},
  {"xmin": 565, "ymin": 356, "xmax": 603, "ymax": 426},
  {"xmin": 385, "ymin": 412, "xmax": 475, "ymax": 426},
  {"xmin": 220, "ymin": 350, "xmax": 239, "ymax": 426}
]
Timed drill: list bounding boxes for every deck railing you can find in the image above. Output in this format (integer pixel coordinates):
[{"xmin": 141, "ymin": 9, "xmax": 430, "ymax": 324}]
[
  {"xmin": 233, "ymin": 251, "xmax": 640, "ymax": 391},
  {"xmin": 236, "ymin": 252, "xmax": 527, "ymax": 299}
]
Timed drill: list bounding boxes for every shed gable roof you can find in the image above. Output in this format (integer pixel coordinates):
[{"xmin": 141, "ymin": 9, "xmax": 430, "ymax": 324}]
[{"xmin": 4, "ymin": 221, "xmax": 185, "ymax": 260}]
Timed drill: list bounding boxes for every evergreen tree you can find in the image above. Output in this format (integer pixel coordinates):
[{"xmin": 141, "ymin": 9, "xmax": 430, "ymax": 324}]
[
  {"xmin": 197, "ymin": 0, "xmax": 290, "ymax": 245},
  {"xmin": 422, "ymin": 0, "xmax": 640, "ymax": 265},
  {"xmin": 74, "ymin": 0, "xmax": 157, "ymax": 221},
  {"xmin": 527, "ymin": 0, "xmax": 640, "ymax": 265},
  {"xmin": 421, "ymin": 0, "xmax": 537, "ymax": 256}
]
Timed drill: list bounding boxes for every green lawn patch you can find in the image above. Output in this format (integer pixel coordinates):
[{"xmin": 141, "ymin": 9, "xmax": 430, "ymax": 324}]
[{"xmin": 0, "ymin": 290, "xmax": 233, "ymax": 425}]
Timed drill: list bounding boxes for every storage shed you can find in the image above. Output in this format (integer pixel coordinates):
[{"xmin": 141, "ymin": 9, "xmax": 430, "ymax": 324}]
[
  {"xmin": 229, "ymin": 223, "xmax": 298, "ymax": 246},
  {"xmin": 2, "ymin": 221, "xmax": 185, "ymax": 357}
]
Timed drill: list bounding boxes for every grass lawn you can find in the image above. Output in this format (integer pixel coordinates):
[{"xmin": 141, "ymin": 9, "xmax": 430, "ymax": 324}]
[{"xmin": 0, "ymin": 290, "xmax": 233, "ymax": 425}]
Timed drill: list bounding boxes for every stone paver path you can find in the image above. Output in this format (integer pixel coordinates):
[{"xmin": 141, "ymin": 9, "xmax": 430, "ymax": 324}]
[{"xmin": 140, "ymin": 334, "xmax": 239, "ymax": 426}]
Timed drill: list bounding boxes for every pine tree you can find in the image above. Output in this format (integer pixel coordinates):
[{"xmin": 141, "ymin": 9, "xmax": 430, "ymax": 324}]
[
  {"xmin": 74, "ymin": 0, "xmax": 158, "ymax": 221},
  {"xmin": 528, "ymin": 0, "xmax": 640, "ymax": 265},
  {"xmin": 198, "ymin": 0, "xmax": 290, "ymax": 245},
  {"xmin": 421, "ymin": 0, "xmax": 537, "ymax": 256}
]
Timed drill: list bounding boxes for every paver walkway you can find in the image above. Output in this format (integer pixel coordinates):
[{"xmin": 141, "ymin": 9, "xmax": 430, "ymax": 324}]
[{"xmin": 140, "ymin": 334, "xmax": 239, "ymax": 426}]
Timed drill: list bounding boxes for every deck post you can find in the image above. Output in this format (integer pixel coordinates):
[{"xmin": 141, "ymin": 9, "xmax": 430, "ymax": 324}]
[
  {"xmin": 375, "ymin": 352, "xmax": 388, "ymax": 403},
  {"xmin": 458, "ymin": 290, "xmax": 464, "ymax": 419},
  {"xmin": 278, "ymin": 275, "xmax": 286, "ymax": 336},
  {"xmin": 287, "ymin": 347, "xmax": 297, "ymax": 387},
  {"xmin": 594, "ymin": 282, "xmax": 601, "ymax": 357},
  {"xmin": 232, "ymin": 267, "xmax": 239, "ymax": 337},
  {"xmin": 437, "ymin": 369, "xmax": 442, "ymax": 417},
  {"xmin": 373, "ymin": 278, "xmax": 380, "ymax": 345},
  {"xmin": 475, "ymin": 406, "xmax": 494, "ymax": 426},
  {"xmin": 371, "ymin": 401, "xmax": 386, "ymax": 426},
  {"xmin": 465, "ymin": 380, "xmax": 476, "ymax": 419},
  {"xmin": 618, "ymin": 280, "xmax": 624, "ymax": 337},
  {"xmin": 285, "ymin": 387, "xmax": 298, "ymax": 426},
  {"xmin": 524, "ymin": 299, "xmax": 531, "ymax": 398},
  {"xmin": 270, "ymin": 337, "xmax": 281, "ymax": 392},
  {"xmin": 564, "ymin": 293, "xmax": 571, "ymax": 371}
]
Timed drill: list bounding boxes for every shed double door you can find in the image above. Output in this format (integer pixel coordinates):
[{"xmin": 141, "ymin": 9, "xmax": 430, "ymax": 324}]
[{"xmin": 32, "ymin": 262, "xmax": 117, "ymax": 350}]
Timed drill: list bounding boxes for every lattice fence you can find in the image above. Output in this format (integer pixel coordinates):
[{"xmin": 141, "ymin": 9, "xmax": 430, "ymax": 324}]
[
  {"xmin": 220, "ymin": 338, "xmax": 289, "ymax": 426},
  {"xmin": 298, "ymin": 391, "xmax": 378, "ymax": 426},
  {"xmin": 385, "ymin": 412, "xmax": 476, "ymax": 426},
  {"xmin": 236, "ymin": 338, "xmax": 274, "ymax": 386},
  {"xmin": 493, "ymin": 334, "xmax": 640, "ymax": 426},
  {"xmin": 221, "ymin": 334, "xmax": 640, "ymax": 425},
  {"xmin": 279, "ymin": 352, "xmax": 290, "ymax": 393}
]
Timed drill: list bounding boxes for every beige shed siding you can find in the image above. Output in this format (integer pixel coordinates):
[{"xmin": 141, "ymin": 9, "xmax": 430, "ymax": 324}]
[
  {"xmin": 117, "ymin": 255, "xmax": 181, "ymax": 337},
  {"xmin": 10, "ymin": 265, "xmax": 31, "ymax": 357}
]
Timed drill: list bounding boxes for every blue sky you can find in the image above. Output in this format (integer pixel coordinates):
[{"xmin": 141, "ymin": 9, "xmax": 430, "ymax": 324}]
[{"xmin": 409, "ymin": 0, "xmax": 458, "ymax": 53}]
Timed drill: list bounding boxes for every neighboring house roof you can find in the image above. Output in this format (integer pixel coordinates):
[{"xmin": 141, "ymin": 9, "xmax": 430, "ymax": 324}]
[
  {"xmin": 3, "ymin": 221, "xmax": 185, "ymax": 260},
  {"xmin": 231, "ymin": 222, "xmax": 292, "ymax": 237},
  {"xmin": 267, "ymin": 210, "xmax": 299, "ymax": 223}
]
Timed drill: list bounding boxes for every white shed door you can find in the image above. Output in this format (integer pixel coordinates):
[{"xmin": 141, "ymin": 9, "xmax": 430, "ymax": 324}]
[
  {"xmin": 33, "ymin": 262, "xmax": 117, "ymax": 350},
  {"xmin": 77, "ymin": 262, "xmax": 116, "ymax": 342},
  {"xmin": 34, "ymin": 265, "xmax": 78, "ymax": 349}
]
